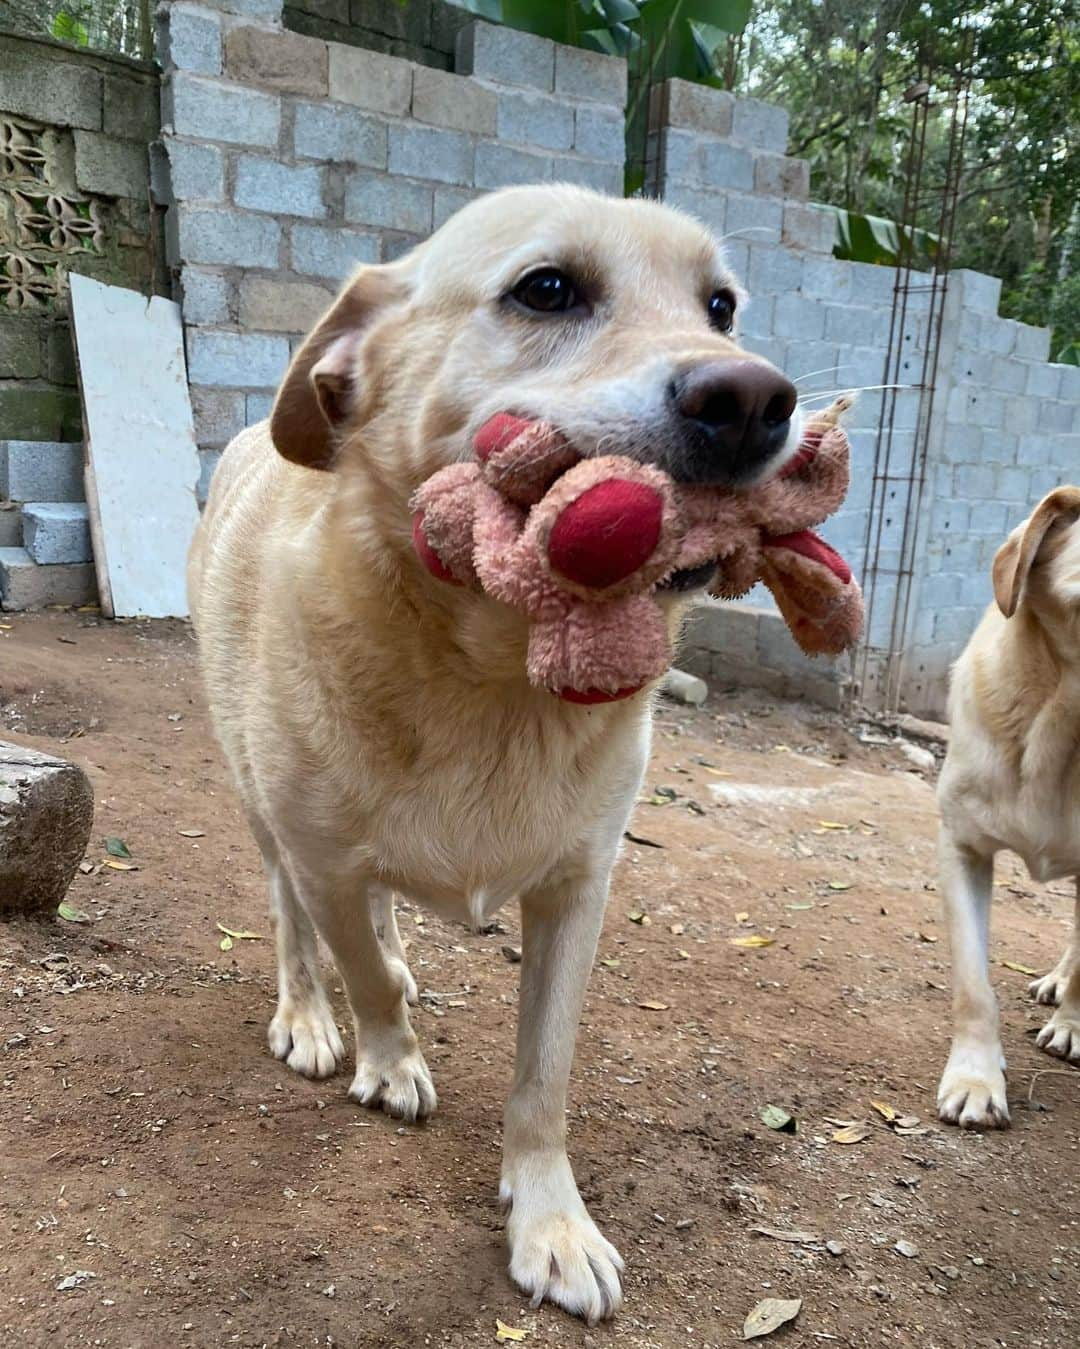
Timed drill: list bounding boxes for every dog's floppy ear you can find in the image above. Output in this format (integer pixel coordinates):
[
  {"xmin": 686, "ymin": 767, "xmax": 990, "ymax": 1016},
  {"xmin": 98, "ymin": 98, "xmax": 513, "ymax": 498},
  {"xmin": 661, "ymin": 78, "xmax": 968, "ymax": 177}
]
[
  {"xmin": 991, "ymin": 487, "xmax": 1080, "ymax": 618},
  {"xmin": 270, "ymin": 264, "xmax": 409, "ymax": 470}
]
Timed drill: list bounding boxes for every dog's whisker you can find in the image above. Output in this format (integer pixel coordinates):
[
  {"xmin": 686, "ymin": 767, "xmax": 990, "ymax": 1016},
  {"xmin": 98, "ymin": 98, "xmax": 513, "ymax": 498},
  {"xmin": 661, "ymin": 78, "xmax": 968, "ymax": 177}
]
[
  {"xmin": 798, "ymin": 383, "xmax": 914, "ymax": 404},
  {"xmin": 790, "ymin": 365, "xmax": 846, "ymax": 386}
]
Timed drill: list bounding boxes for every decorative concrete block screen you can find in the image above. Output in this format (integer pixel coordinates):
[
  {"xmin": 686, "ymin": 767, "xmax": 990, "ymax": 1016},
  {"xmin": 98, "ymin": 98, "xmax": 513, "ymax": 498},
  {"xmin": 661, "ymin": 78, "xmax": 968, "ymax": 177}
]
[
  {"xmin": 0, "ymin": 30, "xmax": 162, "ymax": 442},
  {"xmin": 156, "ymin": 3, "xmax": 1079, "ymax": 717}
]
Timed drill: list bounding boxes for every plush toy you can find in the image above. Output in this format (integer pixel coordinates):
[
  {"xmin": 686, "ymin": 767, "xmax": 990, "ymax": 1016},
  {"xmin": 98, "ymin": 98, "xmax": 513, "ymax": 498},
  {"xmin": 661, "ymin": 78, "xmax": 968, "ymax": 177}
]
[{"xmin": 411, "ymin": 398, "xmax": 862, "ymax": 703}]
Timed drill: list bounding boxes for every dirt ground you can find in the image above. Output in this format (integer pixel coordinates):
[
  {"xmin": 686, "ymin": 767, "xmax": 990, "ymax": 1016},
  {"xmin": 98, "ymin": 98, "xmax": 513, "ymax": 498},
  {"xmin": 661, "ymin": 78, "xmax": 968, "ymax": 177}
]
[{"xmin": 0, "ymin": 612, "xmax": 1077, "ymax": 1349}]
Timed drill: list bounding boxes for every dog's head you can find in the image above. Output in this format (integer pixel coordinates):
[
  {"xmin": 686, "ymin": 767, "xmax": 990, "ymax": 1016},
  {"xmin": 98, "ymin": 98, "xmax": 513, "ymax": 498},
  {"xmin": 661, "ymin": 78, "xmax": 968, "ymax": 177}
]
[
  {"xmin": 270, "ymin": 186, "xmax": 802, "ymax": 517},
  {"xmin": 992, "ymin": 486, "xmax": 1080, "ymax": 631}
]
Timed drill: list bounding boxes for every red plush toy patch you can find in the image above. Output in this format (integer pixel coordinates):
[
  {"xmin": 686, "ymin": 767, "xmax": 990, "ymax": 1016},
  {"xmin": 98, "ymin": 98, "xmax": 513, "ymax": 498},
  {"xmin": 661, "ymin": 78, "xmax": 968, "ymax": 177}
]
[{"xmin": 411, "ymin": 399, "xmax": 862, "ymax": 702}]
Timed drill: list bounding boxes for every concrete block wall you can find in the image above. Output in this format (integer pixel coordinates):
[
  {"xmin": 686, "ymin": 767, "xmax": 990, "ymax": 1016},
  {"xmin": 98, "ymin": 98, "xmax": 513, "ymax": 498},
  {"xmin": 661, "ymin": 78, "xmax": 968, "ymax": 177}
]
[
  {"xmin": 156, "ymin": 4, "xmax": 627, "ymax": 497},
  {"xmin": 156, "ymin": 12, "xmax": 1079, "ymax": 716},
  {"xmin": 896, "ymin": 272, "xmax": 1080, "ymax": 714},
  {"xmin": 644, "ymin": 78, "xmax": 1079, "ymax": 718}
]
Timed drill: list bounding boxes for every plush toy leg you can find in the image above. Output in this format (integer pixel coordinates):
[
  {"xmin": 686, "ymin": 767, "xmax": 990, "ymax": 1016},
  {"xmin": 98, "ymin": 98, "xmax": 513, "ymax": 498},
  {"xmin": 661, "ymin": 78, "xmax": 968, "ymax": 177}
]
[
  {"xmin": 760, "ymin": 532, "xmax": 863, "ymax": 656},
  {"xmin": 527, "ymin": 594, "xmax": 672, "ymax": 700}
]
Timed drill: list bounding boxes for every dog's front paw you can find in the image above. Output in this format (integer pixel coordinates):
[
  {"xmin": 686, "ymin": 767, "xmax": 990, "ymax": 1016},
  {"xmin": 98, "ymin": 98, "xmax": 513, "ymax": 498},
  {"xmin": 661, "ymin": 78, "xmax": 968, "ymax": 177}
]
[
  {"xmin": 937, "ymin": 1048, "xmax": 1009, "ymax": 1129},
  {"xmin": 268, "ymin": 1000, "xmax": 345, "ymax": 1079},
  {"xmin": 1036, "ymin": 1010, "xmax": 1080, "ymax": 1063},
  {"xmin": 349, "ymin": 1030, "xmax": 436, "ymax": 1122},
  {"xmin": 1029, "ymin": 965, "xmax": 1072, "ymax": 1006},
  {"xmin": 501, "ymin": 1160, "xmax": 623, "ymax": 1325}
]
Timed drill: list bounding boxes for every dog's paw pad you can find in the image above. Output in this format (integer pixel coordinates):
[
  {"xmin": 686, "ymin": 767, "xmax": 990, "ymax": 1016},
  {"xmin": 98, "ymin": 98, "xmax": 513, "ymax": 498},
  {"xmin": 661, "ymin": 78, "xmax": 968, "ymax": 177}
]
[
  {"xmin": 1036, "ymin": 1012, "xmax": 1080, "ymax": 1063},
  {"xmin": 937, "ymin": 1064, "xmax": 1010, "ymax": 1130},
  {"xmin": 508, "ymin": 1211, "xmax": 624, "ymax": 1325},
  {"xmin": 268, "ymin": 1002, "xmax": 345, "ymax": 1079},
  {"xmin": 349, "ymin": 1047, "xmax": 436, "ymax": 1122}
]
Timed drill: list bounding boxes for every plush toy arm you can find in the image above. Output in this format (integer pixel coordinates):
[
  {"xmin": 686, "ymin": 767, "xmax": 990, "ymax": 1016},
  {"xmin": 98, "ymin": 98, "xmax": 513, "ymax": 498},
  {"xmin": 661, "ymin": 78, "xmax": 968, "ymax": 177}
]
[{"xmin": 411, "ymin": 462, "xmax": 484, "ymax": 585}]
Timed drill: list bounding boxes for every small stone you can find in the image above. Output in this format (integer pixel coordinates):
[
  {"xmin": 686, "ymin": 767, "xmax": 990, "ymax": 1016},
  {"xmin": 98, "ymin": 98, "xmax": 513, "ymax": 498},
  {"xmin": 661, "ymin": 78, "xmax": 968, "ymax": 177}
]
[
  {"xmin": 826, "ymin": 1240, "xmax": 845, "ymax": 1256},
  {"xmin": 675, "ymin": 1218, "xmax": 694, "ymax": 1230},
  {"xmin": 501, "ymin": 945, "xmax": 522, "ymax": 963},
  {"xmin": 661, "ymin": 668, "xmax": 708, "ymax": 706},
  {"xmin": 939, "ymin": 1265, "xmax": 960, "ymax": 1281},
  {"xmin": 895, "ymin": 1239, "xmax": 919, "ymax": 1258}
]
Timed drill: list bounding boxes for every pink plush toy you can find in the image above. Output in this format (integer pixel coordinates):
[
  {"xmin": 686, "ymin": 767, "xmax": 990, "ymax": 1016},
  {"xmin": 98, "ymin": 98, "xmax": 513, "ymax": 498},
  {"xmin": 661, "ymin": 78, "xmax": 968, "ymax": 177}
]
[{"xmin": 411, "ymin": 399, "xmax": 862, "ymax": 703}]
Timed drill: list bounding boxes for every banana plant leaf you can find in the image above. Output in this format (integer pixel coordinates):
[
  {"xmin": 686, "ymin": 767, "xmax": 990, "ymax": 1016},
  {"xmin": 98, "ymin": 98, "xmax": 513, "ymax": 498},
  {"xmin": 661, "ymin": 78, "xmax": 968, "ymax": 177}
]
[{"xmin": 817, "ymin": 203, "xmax": 940, "ymax": 269}]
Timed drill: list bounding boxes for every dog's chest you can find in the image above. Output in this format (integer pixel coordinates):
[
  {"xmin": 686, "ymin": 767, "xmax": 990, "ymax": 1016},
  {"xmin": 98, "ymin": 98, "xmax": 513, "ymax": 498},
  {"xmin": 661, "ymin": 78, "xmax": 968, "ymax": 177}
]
[{"xmin": 357, "ymin": 697, "xmax": 650, "ymax": 908}]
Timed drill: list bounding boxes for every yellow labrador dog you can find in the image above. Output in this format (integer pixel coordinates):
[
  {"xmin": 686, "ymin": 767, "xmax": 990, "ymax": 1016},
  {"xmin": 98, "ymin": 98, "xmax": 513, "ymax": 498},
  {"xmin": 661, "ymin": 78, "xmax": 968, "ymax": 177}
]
[
  {"xmin": 937, "ymin": 486, "xmax": 1080, "ymax": 1129},
  {"xmin": 188, "ymin": 184, "xmax": 801, "ymax": 1320}
]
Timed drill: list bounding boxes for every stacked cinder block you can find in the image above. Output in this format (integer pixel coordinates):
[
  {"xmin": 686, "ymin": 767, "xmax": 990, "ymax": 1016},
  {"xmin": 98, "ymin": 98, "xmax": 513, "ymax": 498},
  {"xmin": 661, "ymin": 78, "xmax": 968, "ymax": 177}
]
[
  {"xmin": 284, "ymin": 0, "xmax": 470, "ymax": 70},
  {"xmin": 157, "ymin": 5, "xmax": 627, "ymax": 497},
  {"xmin": 0, "ymin": 441, "xmax": 96, "ymax": 610},
  {"xmin": 646, "ymin": 78, "xmax": 832, "ymax": 255}
]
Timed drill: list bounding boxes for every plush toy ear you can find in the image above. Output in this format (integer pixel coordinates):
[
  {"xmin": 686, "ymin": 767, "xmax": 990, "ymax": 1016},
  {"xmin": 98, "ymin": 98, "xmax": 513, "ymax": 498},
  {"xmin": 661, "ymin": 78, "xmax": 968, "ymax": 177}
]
[
  {"xmin": 991, "ymin": 487, "xmax": 1080, "ymax": 618},
  {"xmin": 270, "ymin": 264, "xmax": 409, "ymax": 470}
]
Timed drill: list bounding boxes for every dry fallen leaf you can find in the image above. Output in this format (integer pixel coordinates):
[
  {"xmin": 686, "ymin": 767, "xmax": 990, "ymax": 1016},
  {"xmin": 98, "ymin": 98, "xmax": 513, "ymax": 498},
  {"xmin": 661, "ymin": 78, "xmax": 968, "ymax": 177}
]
[
  {"xmin": 219, "ymin": 935, "xmax": 234, "ymax": 952},
  {"xmin": 731, "ymin": 935, "xmax": 775, "ymax": 948},
  {"xmin": 760, "ymin": 1104, "xmax": 797, "ymax": 1133},
  {"xmin": 495, "ymin": 1320, "xmax": 528, "ymax": 1342},
  {"xmin": 817, "ymin": 820, "xmax": 850, "ymax": 830},
  {"xmin": 623, "ymin": 829, "xmax": 663, "ymax": 849},
  {"xmin": 600, "ymin": 957, "xmax": 621, "ymax": 969},
  {"xmin": 628, "ymin": 910, "xmax": 651, "ymax": 926},
  {"xmin": 676, "ymin": 948, "xmax": 691, "ymax": 961},
  {"xmin": 102, "ymin": 858, "xmax": 138, "ymax": 871},
  {"xmin": 178, "ymin": 828, "xmax": 205, "ymax": 838},
  {"xmin": 832, "ymin": 1124, "xmax": 871, "ymax": 1145},
  {"xmin": 870, "ymin": 1099, "xmax": 898, "ymax": 1122},
  {"xmin": 750, "ymin": 1226, "xmax": 819, "ymax": 1244},
  {"xmin": 1001, "ymin": 960, "xmax": 1038, "ymax": 976},
  {"xmin": 743, "ymin": 1297, "xmax": 802, "ymax": 1340},
  {"xmin": 827, "ymin": 880, "xmax": 852, "ymax": 892},
  {"xmin": 215, "ymin": 923, "xmax": 264, "ymax": 941},
  {"xmin": 917, "ymin": 931, "xmax": 939, "ymax": 943},
  {"xmin": 638, "ymin": 1000, "xmax": 670, "ymax": 1011}
]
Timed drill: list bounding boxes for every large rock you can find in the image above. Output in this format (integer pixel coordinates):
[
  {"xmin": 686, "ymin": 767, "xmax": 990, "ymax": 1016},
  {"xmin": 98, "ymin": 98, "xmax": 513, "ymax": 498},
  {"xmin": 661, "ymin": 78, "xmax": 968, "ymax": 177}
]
[{"xmin": 0, "ymin": 741, "xmax": 93, "ymax": 914}]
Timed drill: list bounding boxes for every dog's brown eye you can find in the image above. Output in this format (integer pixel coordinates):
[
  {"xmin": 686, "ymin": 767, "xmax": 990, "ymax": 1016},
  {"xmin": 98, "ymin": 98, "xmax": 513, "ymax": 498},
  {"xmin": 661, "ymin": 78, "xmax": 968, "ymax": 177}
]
[
  {"xmin": 512, "ymin": 268, "xmax": 579, "ymax": 314},
  {"xmin": 708, "ymin": 290, "xmax": 736, "ymax": 333}
]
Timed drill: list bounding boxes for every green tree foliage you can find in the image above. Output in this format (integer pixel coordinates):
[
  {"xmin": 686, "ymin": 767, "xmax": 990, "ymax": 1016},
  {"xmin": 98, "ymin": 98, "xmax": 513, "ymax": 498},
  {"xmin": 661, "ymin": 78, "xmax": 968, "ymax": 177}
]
[{"xmin": 732, "ymin": 1, "xmax": 1078, "ymax": 355}]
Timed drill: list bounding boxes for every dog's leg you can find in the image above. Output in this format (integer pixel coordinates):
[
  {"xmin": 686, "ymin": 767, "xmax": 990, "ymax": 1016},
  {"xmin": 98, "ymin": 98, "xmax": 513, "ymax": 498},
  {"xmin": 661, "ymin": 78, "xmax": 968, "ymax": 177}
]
[
  {"xmin": 266, "ymin": 861, "xmax": 346, "ymax": 1078},
  {"xmin": 1036, "ymin": 877, "xmax": 1080, "ymax": 1061},
  {"xmin": 1029, "ymin": 877, "xmax": 1080, "ymax": 1006},
  {"xmin": 936, "ymin": 829, "xmax": 1009, "ymax": 1128},
  {"xmin": 248, "ymin": 815, "xmax": 344, "ymax": 1080},
  {"xmin": 500, "ymin": 857, "xmax": 623, "ymax": 1325},
  {"xmin": 287, "ymin": 860, "xmax": 436, "ymax": 1122},
  {"xmin": 372, "ymin": 884, "xmax": 419, "ymax": 1006}
]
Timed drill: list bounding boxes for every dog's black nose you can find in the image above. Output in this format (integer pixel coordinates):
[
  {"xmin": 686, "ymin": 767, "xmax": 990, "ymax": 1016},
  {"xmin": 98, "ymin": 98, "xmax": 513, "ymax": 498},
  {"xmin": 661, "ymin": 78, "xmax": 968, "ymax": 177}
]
[{"xmin": 669, "ymin": 359, "xmax": 798, "ymax": 484}]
